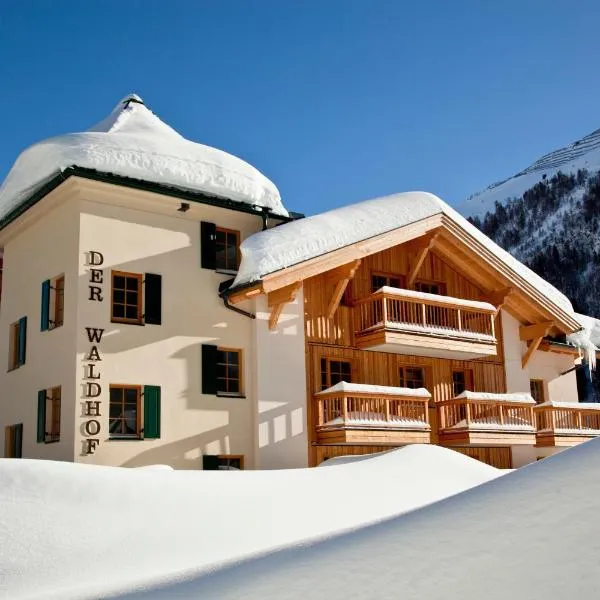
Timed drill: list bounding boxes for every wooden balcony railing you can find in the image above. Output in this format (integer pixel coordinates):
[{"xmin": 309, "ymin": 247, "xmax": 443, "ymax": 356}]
[
  {"xmin": 314, "ymin": 382, "xmax": 431, "ymax": 444},
  {"xmin": 438, "ymin": 392, "xmax": 536, "ymax": 445},
  {"xmin": 354, "ymin": 287, "xmax": 496, "ymax": 342},
  {"xmin": 535, "ymin": 401, "xmax": 600, "ymax": 437}
]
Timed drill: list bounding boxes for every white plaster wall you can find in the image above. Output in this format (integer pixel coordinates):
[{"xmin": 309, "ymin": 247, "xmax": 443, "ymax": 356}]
[
  {"xmin": 254, "ymin": 291, "xmax": 308, "ymax": 469},
  {"xmin": 502, "ymin": 310, "xmax": 578, "ymax": 401},
  {"xmin": 75, "ymin": 197, "xmax": 265, "ymax": 469},
  {"xmin": 0, "ymin": 199, "xmax": 80, "ymax": 461},
  {"xmin": 511, "ymin": 444, "xmax": 565, "ymax": 468}
]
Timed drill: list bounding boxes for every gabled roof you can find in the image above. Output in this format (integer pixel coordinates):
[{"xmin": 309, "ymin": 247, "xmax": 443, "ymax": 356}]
[
  {"xmin": 0, "ymin": 94, "xmax": 289, "ymax": 225},
  {"xmin": 232, "ymin": 191, "xmax": 580, "ymax": 332}
]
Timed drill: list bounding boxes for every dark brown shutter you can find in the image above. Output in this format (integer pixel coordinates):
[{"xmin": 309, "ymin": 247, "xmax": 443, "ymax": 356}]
[
  {"xmin": 201, "ymin": 344, "xmax": 218, "ymax": 395},
  {"xmin": 203, "ymin": 455, "xmax": 220, "ymax": 470},
  {"xmin": 144, "ymin": 274, "xmax": 162, "ymax": 325},
  {"xmin": 201, "ymin": 222, "xmax": 217, "ymax": 270}
]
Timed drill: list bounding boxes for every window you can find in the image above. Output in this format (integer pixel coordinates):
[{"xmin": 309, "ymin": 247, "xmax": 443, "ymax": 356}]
[
  {"xmin": 8, "ymin": 317, "xmax": 27, "ymax": 371},
  {"xmin": 4, "ymin": 424, "xmax": 23, "ymax": 458},
  {"xmin": 414, "ymin": 280, "xmax": 446, "ymax": 296},
  {"xmin": 37, "ymin": 386, "xmax": 61, "ymax": 443},
  {"xmin": 200, "ymin": 221, "xmax": 241, "ymax": 273},
  {"xmin": 216, "ymin": 228, "xmax": 240, "ymax": 273},
  {"xmin": 399, "ymin": 366, "xmax": 425, "ymax": 389},
  {"xmin": 217, "ymin": 348, "xmax": 242, "ymax": 396},
  {"xmin": 41, "ymin": 275, "xmax": 65, "ymax": 331},
  {"xmin": 111, "ymin": 271, "xmax": 162, "ymax": 326},
  {"xmin": 320, "ymin": 358, "xmax": 352, "ymax": 390},
  {"xmin": 452, "ymin": 369, "xmax": 474, "ymax": 397},
  {"xmin": 530, "ymin": 379, "xmax": 545, "ymax": 404},
  {"xmin": 203, "ymin": 454, "xmax": 244, "ymax": 470},
  {"xmin": 371, "ymin": 273, "xmax": 405, "ymax": 293},
  {"xmin": 109, "ymin": 384, "xmax": 162, "ymax": 439},
  {"xmin": 201, "ymin": 345, "xmax": 244, "ymax": 397}
]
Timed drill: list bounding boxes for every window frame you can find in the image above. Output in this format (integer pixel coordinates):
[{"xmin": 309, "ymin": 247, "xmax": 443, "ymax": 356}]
[
  {"xmin": 109, "ymin": 384, "xmax": 142, "ymax": 439},
  {"xmin": 530, "ymin": 379, "xmax": 545, "ymax": 404},
  {"xmin": 53, "ymin": 276, "xmax": 65, "ymax": 329},
  {"xmin": 111, "ymin": 271, "xmax": 144, "ymax": 325},
  {"xmin": 8, "ymin": 321, "xmax": 19, "ymax": 371},
  {"xmin": 413, "ymin": 279, "xmax": 447, "ymax": 296},
  {"xmin": 452, "ymin": 369, "xmax": 474, "ymax": 397},
  {"xmin": 216, "ymin": 454, "xmax": 245, "ymax": 470},
  {"xmin": 371, "ymin": 271, "xmax": 406, "ymax": 293},
  {"xmin": 399, "ymin": 365, "xmax": 426, "ymax": 390},
  {"xmin": 320, "ymin": 357, "xmax": 353, "ymax": 391},
  {"xmin": 215, "ymin": 227, "xmax": 241, "ymax": 274},
  {"xmin": 216, "ymin": 347, "xmax": 244, "ymax": 397}
]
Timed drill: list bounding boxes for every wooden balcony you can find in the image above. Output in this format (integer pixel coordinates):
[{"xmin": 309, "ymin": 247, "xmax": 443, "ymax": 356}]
[
  {"xmin": 438, "ymin": 392, "xmax": 537, "ymax": 446},
  {"xmin": 314, "ymin": 382, "xmax": 431, "ymax": 445},
  {"xmin": 535, "ymin": 401, "xmax": 600, "ymax": 447},
  {"xmin": 354, "ymin": 287, "xmax": 498, "ymax": 359}
]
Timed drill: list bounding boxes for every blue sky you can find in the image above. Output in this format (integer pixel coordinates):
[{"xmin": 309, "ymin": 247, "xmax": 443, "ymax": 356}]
[{"xmin": 0, "ymin": 1, "xmax": 599, "ymax": 215}]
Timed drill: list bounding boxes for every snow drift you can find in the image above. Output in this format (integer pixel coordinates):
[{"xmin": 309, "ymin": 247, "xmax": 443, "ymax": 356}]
[
  {"xmin": 0, "ymin": 94, "xmax": 287, "ymax": 222},
  {"xmin": 122, "ymin": 437, "xmax": 600, "ymax": 600},
  {"xmin": 0, "ymin": 445, "xmax": 501, "ymax": 599}
]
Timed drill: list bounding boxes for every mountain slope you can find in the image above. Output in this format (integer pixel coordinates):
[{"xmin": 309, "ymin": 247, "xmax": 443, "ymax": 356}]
[{"xmin": 461, "ymin": 126, "xmax": 600, "ymax": 219}]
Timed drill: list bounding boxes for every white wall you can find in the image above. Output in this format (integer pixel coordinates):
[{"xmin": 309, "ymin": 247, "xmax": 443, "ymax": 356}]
[
  {"xmin": 0, "ymin": 197, "xmax": 80, "ymax": 461},
  {"xmin": 502, "ymin": 310, "xmax": 578, "ymax": 401},
  {"xmin": 254, "ymin": 291, "xmax": 309, "ymax": 469},
  {"xmin": 74, "ymin": 192, "xmax": 266, "ymax": 469}
]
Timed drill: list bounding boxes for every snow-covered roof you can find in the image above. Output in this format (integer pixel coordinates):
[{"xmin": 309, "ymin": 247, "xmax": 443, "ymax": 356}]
[
  {"xmin": 233, "ymin": 191, "xmax": 574, "ymax": 317},
  {"xmin": 316, "ymin": 381, "xmax": 431, "ymax": 398},
  {"xmin": 454, "ymin": 391, "xmax": 536, "ymax": 404},
  {"xmin": 535, "ymin": 400, "xmax": 600, "ymax": 411},
  {"xmin": 0, "ymin": 94, "xmax": 288, "ymax": 222}
]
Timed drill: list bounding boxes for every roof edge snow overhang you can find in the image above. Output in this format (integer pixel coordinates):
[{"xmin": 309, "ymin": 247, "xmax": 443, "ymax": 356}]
[
  {"xmin": 227, "ymin": 212, "xmax": 581, "ymax": 334},
  {"xmin": 0, "ymin": 166, "xmax": 304, "ymax": 234}
]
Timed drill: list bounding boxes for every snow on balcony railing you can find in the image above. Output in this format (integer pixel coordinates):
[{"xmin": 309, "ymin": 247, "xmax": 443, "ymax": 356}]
[
  {"xmin": 354, "ymin": 287, "xmax": 496, "ymax": 343},
  {"xmin": 535, "ymin": 401, "xmax": 600, "ymax": 434},
  {"xmin": 315, "ymin": 382, "xmax": 431, "ymax": 430},
  {"xmin": 439, "ymin": 393, "xmax": 536, "ymax": 432}
]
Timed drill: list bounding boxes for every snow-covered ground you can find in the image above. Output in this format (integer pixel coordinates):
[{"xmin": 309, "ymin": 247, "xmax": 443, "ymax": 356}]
[{"xmin": 0, "ymin": 445, "xmax": 501, "ymax": 599}]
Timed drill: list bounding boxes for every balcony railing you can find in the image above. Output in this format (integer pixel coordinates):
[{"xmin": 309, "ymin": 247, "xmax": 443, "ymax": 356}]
[
  {"xmin": 438, "ymin": 392, "xmax": 537, "ymax": 445},
  {"xmin": 354, "ymin": 287, "xmax": 497, "ymax": 342},
  {"xmin": 314, "ymin": 382, "xmax": 431, "ymax": 444},
  {"xmin": 535, "ymin": 401, "xmax": 600, "ymax": 446}
]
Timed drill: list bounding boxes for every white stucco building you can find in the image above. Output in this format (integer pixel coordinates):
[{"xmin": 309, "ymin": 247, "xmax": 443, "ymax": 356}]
[{"xmin": 1, "ymin": 95, "xmax": 598, "ymax": 470}]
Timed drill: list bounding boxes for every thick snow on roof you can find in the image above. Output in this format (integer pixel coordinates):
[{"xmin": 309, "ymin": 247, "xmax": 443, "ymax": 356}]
[
  {"xmin": 454, "ymin": 391, "xmax": 536, "ymax": 404},
  {"xmin": 0, "ymin": 94, "xmax": 288, "ymax": 221},
  {"xmin": 316, "ymin": 381, "xmax": 431, "ymax": 397},
  {"xmin": 127, "ymin": 436, "xmax": 600, "ymax": 600},
  {"xmin": 233, "ymin": 191, "xmax": 574, "ymax": 317},
  {"xmin": 0, "ymin": 445, "xmax": 501, "ymax": 599},
  {"xmin": 567, "ymin": 312, "xmax": 600, "ymax": 370}
]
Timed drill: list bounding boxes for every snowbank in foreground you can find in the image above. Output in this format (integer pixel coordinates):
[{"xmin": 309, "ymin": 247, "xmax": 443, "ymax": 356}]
[
  {"xmin": 0, "ymin": 445, "xmax": 500, "ymax": 600},
  {"xmin": 123, "ymin": 438, "xmax": 600, "ymax": 600}
]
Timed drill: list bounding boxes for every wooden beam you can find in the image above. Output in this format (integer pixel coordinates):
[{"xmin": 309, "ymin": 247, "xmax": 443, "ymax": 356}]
[
  {"xmin": 519, "ymin": 321, "xmax": 553, "ymax": 341},
  {"xmin": 483, "ymin": 287, "xmax": 514, "ymax": 312},
  {"xmin": 228, "ymin": 284, "xmax": 263, "ymax": 305},
  {"xmin": 522, "ymin": 336, "xmax": 544, "ymax": 368},
  {"xmin": 325, "ymin": 259, "xmax": 361, "ymax": 319},
  {"xmin": 267, "ymin": 281, "xmax": 302, "ymax": 330},
  {"xmin": 407, "ymin": 233, "xmax": 439, "ymax": 287}
]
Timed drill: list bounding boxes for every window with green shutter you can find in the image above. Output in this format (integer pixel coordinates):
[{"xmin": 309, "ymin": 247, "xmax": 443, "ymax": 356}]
[
  {"xmin": 37, "ymin": 387, "xmax": 61, "ymax": 443},
  {"xmin": 8, "ymin": 317, "xmax": 27, "ymax": 371},
  {"xmin": 41, "ymin": 275, "xmax": 65, "ymax": 332},
  {"xmin": 143, "ymin": 385, "xmax": 161, "ymax": 439},
  {"xmin": 108, "ymin": 384, "xmax": 161, "ymax": 440},
  {"xmin": 110, "ymin": 271, "xmax": 162, "ymax": 326}
]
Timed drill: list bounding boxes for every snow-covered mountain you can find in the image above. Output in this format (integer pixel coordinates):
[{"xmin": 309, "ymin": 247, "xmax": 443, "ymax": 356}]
[{"xmin": 461, "ymin": 126, "xmax": 600, "ymax": 219}]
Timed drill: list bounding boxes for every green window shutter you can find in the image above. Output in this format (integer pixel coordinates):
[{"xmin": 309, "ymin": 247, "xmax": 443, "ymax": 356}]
[
  {"xmin": 143, "ymin": 385, "xmax": 161, "ymax": 439},
  {"xmin": 200, "ymin": 222, "xmax": 217, "ymax": 269},
  {"xmin": 144, "ymin": 273, "xmax": 162, "ymax": 325},
  {"xmin": 41, "ymin": 280, "xmax": 50, "ymax": 331},
  {"xmin": 201, "ymin": 344, "xmax": 218, "ymax": 395},
  {"xmin": 18, "ymin": 317, "xmax": 27, "ymax": 366},
  {"xmin": 37, "ymin": 390, "xmax": 46, "ymax": 443},
  {"xmin": 203, "ymin": 455, "xmax": 220, "ymax": 470},
  {"xmin": 14, "ymin": 424, "xmax": 23, "ymax": 458}
]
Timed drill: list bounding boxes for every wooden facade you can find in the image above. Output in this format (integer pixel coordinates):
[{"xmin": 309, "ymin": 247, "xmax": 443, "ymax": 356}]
[{"xmin": 304, "ymin": 242, "xmax": 512, "ymax": 467}]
